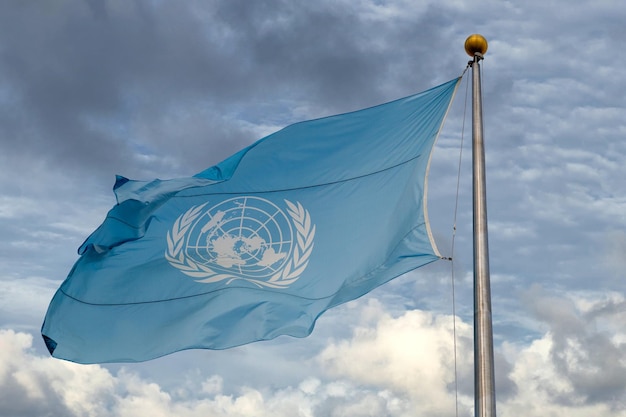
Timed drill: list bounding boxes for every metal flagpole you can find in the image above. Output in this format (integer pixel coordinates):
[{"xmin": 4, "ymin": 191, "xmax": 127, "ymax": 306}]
[{"xmin": 465, "ymin": 34, "xmax": 496, "ymax": 417}]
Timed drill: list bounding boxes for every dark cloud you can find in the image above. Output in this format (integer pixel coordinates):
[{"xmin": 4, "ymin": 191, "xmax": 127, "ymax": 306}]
[
  {"xmin": 0, "ymin": 0, "xmax": 467, "ymax": 181},
  {"xmin": 0, "ymin": 381, "xmax": 72, "ymax": 417},
  {"xmin": 522, "ymin": 285, "xmax": 626, "ymax": 407}
]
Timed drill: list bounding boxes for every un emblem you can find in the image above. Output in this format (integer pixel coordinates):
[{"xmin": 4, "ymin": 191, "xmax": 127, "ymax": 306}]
[{"xmin": 165, "ymin": 197, "xmax": 315, "ymax": 288}]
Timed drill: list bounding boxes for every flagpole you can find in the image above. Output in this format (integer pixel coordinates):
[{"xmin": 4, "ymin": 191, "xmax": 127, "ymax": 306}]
[{"xmin": 465, "ymin": 34, "xmax": 496, "ymax": 417}]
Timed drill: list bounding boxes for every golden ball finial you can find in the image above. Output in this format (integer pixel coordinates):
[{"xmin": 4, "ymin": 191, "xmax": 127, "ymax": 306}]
[{"xmin": 465, "ymin": 34, "xmax": 488, "ymax": 57}]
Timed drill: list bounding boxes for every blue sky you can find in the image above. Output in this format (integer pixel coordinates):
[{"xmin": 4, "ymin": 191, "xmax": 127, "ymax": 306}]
[{"xmin": 1, "ymin": 1, "xmax": 625, "ymax": 416}]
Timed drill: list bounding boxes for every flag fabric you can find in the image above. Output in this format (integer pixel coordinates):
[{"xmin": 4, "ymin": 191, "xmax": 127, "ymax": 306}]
[{"xmin": 42, "ymin": 78, "xmax": 460, "ymax": 364}]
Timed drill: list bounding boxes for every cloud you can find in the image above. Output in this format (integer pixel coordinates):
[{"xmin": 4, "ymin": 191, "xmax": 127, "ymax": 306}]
[
  {"xmin": 0, "ymin": 0, "xmax": 467, "ymax": 182},
  {"xmin": 0, "ymin": 328, "xmax": 416, "ymax": 417},
  {"xmin": 0, "ymin": 330, "xmax": 113, "ymax": 417},
  {"xmin": 520, "ymin": 285, "xmax": 626, "ymax": 409},
  {"xmin": 3, "ymin": 290, "xmax": 626, "ymax": 417},
  {"xmin": 318, "ymin": 299, "xmax": 474, "ymax": 415}
]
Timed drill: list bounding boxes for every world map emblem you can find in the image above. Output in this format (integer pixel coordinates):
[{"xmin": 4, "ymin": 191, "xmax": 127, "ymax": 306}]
[{"xmin": 165, "ymin": 197, "xmax": 315, "ymax": 288}]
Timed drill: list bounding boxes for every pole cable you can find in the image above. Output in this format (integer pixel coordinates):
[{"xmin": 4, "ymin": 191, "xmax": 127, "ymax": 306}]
[{"xmin": 450, "ymin": 65, "xmax": 471, "ymax": 417}]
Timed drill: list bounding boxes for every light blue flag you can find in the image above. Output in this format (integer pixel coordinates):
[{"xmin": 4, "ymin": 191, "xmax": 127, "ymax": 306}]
[{"xmin": 42, "ymin": 78, "xmax": 460, "ymax": 363}]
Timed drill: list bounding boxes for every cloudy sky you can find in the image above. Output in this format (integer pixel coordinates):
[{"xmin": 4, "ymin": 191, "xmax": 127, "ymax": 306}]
[{"xmin": 1, "ymin": 0, "xmax": 625, "ymax": 416}]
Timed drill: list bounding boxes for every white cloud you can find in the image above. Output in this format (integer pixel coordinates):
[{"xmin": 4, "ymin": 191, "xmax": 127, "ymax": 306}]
[
  {"xmin": 502, "ymin": 334, "xmax": 626, "ymax": 417},
  {"xmin": 3, "ymin": 289, "xmax": 626, "ymax": 416},
  {"xmin": 318, "ymin": 299, "xmax": 473, "ymax": 416},
  {"xmin": 0, "ymin": 328, "xmax": 415, "ymax": 417}
]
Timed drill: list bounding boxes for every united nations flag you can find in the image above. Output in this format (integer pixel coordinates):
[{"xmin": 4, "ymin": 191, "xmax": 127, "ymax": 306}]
[{"xmin": 42, "ymin": 78, "xmax": 460, "ymax": 364}]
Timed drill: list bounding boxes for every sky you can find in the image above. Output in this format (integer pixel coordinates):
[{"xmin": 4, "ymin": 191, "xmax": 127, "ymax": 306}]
[{"xmin": 1, "ymin": 0, "xmax": 625, "ymax": 416}]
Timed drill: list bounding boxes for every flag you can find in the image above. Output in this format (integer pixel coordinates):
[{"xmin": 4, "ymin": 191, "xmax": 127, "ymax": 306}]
[{"xmin": 42, "ymin": 78, "xmax": 460, "ymax": 363}]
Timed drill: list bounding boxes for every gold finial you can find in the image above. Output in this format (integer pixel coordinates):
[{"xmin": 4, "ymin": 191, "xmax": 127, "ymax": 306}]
[{"xmin": 465, "ymin": 34, "xmax": 488, "ymax": 57}]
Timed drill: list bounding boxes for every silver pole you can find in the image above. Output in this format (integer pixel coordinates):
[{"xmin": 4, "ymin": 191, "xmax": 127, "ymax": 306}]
[{"xmin": 467, "ymin": 35, "xmax": 497, "ymax": 417}]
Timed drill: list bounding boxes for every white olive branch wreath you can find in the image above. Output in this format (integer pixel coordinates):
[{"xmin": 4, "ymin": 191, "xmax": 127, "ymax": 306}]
[{"xmin": 165, "ymin": 199, "xmax": 315, "ymax": 288}]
